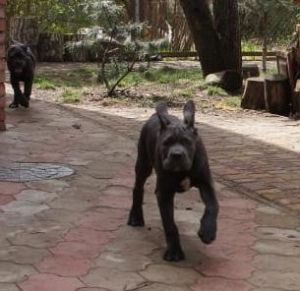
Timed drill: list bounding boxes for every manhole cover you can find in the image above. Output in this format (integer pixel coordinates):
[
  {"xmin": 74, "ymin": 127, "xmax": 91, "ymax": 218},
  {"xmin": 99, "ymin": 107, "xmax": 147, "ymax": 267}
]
[{"xmin": 0, "ymin": 163, "xmax": 74, "ymax": 182}]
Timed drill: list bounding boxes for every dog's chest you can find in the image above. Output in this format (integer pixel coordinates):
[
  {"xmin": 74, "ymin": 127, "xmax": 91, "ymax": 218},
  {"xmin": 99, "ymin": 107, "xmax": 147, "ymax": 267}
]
[{"xmin": 177, "ymin": 177, "xmax": 191, "ymax": 193}]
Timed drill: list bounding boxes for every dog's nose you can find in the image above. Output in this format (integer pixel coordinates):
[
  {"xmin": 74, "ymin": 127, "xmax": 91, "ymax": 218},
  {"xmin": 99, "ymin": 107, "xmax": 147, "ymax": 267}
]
[{"xmin": 171, "ymin": 151, "xmax": 183, "ymax": 159}]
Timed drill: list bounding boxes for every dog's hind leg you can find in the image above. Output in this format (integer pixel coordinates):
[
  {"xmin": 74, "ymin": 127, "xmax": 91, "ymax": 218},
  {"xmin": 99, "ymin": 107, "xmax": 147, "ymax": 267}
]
[
  {"xmin": 128, "ymin": 138, "xmax": 153, "ymax": 227},
  {"xmin": 156, "ymin": 187, "xmax": 185, "ymax": 261},
  {"xmin": 198, "ymin": 180, "xmax": 219, "ymax": 244}
]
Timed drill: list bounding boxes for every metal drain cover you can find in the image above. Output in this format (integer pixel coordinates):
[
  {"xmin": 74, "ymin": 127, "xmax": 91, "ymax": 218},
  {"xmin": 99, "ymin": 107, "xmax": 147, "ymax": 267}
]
[{"xmin": 0, "ymin": 163, "xmax": 74, "ymax": 182}]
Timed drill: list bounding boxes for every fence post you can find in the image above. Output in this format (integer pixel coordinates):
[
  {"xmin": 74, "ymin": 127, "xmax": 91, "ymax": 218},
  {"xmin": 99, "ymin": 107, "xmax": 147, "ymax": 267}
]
[
  {"xmin": 262, "ymin": 11, "xmax": 268, "ymax": 73},
  {"xmin": 0, "ymin": 0, "xmax": 6, "ymax": 131}
]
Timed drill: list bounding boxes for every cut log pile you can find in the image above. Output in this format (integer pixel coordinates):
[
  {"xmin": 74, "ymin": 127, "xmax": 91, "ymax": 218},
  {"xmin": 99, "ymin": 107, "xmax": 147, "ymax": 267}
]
[{"xmin": 242, "ymin": 43, "xmax": 300, "ymax": 117}]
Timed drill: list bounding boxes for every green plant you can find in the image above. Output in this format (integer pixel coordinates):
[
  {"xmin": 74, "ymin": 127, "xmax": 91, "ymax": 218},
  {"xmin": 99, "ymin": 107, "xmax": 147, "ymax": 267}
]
[
  {"xmin": 35, "ymin": 75, "xmax": 57, "ymax": 90},
  {"xmin": 62, "ymin": 90, "xmax": 82, "ymax": 104}
]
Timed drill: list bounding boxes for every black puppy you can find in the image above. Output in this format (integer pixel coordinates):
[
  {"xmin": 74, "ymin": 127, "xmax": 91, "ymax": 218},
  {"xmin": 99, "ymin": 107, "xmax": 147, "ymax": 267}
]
[
  {"xmin": 7, "ymin": 42, "xmax": 36, "ymax": 108},
  {"xmin": 128, "ymin": 100, "xmax": 219, "ymax": 261}
]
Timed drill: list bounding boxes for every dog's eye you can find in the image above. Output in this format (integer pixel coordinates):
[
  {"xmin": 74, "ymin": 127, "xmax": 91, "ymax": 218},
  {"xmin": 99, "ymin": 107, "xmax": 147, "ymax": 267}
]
[{"xmin": 163, "ymin": 137, "xmax": 174, "ymax": 146}]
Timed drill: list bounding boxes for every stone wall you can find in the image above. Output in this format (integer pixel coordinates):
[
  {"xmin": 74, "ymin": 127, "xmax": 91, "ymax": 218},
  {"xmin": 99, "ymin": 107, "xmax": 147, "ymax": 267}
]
[{"xmin": 0, "ymin": 0, "xmax": 5, "ymax": 131}]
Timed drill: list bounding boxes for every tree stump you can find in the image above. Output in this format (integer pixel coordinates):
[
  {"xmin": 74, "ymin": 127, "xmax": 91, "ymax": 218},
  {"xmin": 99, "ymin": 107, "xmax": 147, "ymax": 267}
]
[
  {"xmin": 205, "ymin": 70, "xmax": 243, "ymax": 92},
  {"xmin": 37, "ymin": 32, "xmax": 64, "ymax": 62},
  {"xmin": 241, "ymin": 77, "xmax": 265, "ymax": 110},
  {"xmin": 291, "ymin": 79, "xmax": 300, "ymax": 118},
  {"xmin": 10, "ymin": 16, "xmax": 39, "ymax": 57},
  {"xmin": 264, "ymin": 74, "xmax": 291, "ymax": 116},
  {"xmin": 242, "ymin": 64, "xmax": 260, "ymax": 79}
]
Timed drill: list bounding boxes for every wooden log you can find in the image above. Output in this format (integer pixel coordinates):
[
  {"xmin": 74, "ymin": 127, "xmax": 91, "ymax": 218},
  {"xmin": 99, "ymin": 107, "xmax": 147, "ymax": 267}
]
[
  {"xmin": 242, "ymin": 64, "xmax": 260, "ymax": 79},
  {"xmin": 241, "ymin": 77, "xmax": 265, "ymax": 110},
  {"xmin": 10, "ymin": 16, "xmax": 39, "ymax": 57},
  {"xmin": 291, "ymin": 79, "xmax": 300, "ymax": 117},
  {"xmin": 205, "ymin": 70, "xmax": 242, "ymax": 92},
  {"xmin": 37, "ymin": 32, "xmax": 64, "ymax": 62},
  {"xmin": 264, "ymin": 74, "xmax": 291, "ymax": 116}
]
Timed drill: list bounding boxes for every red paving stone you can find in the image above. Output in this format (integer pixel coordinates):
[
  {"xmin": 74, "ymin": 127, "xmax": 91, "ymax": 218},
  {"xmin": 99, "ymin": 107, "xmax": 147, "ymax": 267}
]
[
  {"xmin": 98, "ymin": 195, "xmax": 131, "ymax": 209},
  {"xmin": 35, "ymin": 255, "xmax": 93, "ymax": 277},
  {"xmin": 0, "ymin": 182, "xmax": 27, "ymax": 195},
  {"xmin": 18, "ymin": 274, "xmax": 84, "ymax": 291},
  {"xmin": 0, "ymin": 194, "xmax": 14, "ymax": 205}
]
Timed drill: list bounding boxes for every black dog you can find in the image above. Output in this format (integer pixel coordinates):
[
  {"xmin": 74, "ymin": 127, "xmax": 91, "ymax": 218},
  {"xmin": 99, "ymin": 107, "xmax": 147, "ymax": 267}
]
[
  {"xmin": 128, "ymin": 100, "xmax": 219, "ymax": 261},
  {"xmin": 7, "ymin": 42, "xmax": 36, "ymax": 108}
]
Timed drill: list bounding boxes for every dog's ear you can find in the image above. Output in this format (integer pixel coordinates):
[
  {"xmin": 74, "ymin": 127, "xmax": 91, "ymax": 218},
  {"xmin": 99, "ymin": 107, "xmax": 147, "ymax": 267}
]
[
  {"xmin": 183, "ymin": 100, "xmax": 195, "ymax": 128},
  {"xmin": 20, "ymin": 44, "xmax": 30, "ymax": 54},
  {"xmin": 156, "ymin": 101, "xmax": 170, "ymax": 129}
]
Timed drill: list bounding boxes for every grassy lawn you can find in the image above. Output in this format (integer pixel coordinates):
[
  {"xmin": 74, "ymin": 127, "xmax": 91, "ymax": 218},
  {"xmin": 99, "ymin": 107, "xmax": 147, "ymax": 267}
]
[{"xmin": 34, "ymin": 64, "xmax": 242, "ymax": 110}]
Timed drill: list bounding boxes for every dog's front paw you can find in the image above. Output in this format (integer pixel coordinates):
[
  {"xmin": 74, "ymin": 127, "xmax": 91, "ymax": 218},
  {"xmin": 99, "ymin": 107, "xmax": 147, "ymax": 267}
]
[
  {"xmin": 9, "ymin": 102, "xmax": 19, "ymax": 108},
  {"xmin": 198, "ymin": 217, "xmax": 217, "ymax": 244},
  {"xmin": 127, "ymin": 209, "xmax": 145, "ymax": 227},
  {"xmin": 19, "ymin": 96, "xmax": 29, "ymax": 108},
  {"xmin": 163, "ymin": 247, "xmax": 185, "ymax": 262}
]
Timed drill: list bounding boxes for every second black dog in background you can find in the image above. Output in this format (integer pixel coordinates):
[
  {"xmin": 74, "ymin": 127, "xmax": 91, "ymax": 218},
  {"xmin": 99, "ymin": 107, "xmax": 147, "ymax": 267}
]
[
  {"xmin": 7, "ymin": 42, "xmax": 36, "ymax": 108},
  {"xmin": 128, "ymin": 100, "xmax": 219, "ymax": 262}
]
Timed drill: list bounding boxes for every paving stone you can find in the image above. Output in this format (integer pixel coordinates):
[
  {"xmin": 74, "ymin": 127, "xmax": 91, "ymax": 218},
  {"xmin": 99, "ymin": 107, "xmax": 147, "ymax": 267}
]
[
  {"xmin": 254, "ymin": 254, "xmax": 300, "ymax": 272},
  {"xmin": 250, "ymin": 271, "xmax": 300, "ymax": 290},
  {"xmin": 50, "ymin": 241, "xmax": 103, "ymax": 259},
  {"xmin": 0, "ymin": 182, "xmax": 27, "ymax": 195},
  {"xmin": 192, "ymin": 277, "xmax": 252, "ymax": 291},
  {"xmin": 75, "ymin": 210, "xmax": 125, "ymax": 231},
  {"xmin": 77, "ymin": 289, "xmax": 108, "ymax": 291},
  {"xmin": 0, "ymin": 195, "xmax": 14, "ymax": 205},
  {"xmin": 81, "ymin": 267, "xmax": 145, "ymax": 291},
  {"xmin": 63, "ymin": 227, "xmax": 113, "ymax": 245},
  {"xmin": 0, "ymin": 246, "xmax": 49, "ymax": 264},
  {"xmin": 8, "ymin": 229, "xmax": 63, "ymax": 248},
  {"xmin": 140, "ymin": 264, "xmax": 200, "ymax": 285},
  {"xmin": 255, "ymin": 212, "xmax": 299, "ymax": 229},
  {"xmin": 253, "ymin": 240, "xmax": 300, "ymax": 256},
  {"xmin": 26, "ymin": 179, "xmax": 70, "ymax": 193},
  {"xmin": 35, "ymin": 255, "xmax": 94, "ymax": 276},
  {"xmin": 15, "ymin": 189, "xmax": 57, "ymax": 203},
  {"xmin": 255, "ymin": 227, "xmax": 300, "ymax": 242},
  {"xmin": 95, "ymin": 252, "xmax": 151, "ymax": 272},
  {"xmin": 196, "ymin": 260, "xmax": 255, "ymax": 280},
  {"xmin": 0, "ymin": 262, "xmax": 37, "ymax": 283},
  {"xmin": 35, "ymin": 208, "xmax": 82, "ymax": 223},
  {"xmin": 0, "ymin": 201, "xmax": 49, "ymax": 216},
  {"xmin": 0, "ymin": 283, "xmax": 19, "ymax": 291},
  {"xmin": 18, "ymin": 274, "xmax": 84, "ymax": 291}
]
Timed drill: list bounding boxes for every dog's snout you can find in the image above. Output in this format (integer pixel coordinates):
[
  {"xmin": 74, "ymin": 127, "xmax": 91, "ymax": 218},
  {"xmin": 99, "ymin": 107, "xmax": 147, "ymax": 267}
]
[{"xmin": 171, "ymin": 150, "xmax": 183, "ymax": 159}]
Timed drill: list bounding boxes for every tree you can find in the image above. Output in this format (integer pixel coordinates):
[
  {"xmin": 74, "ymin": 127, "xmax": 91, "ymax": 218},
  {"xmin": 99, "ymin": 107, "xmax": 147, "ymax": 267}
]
[
  {"xmin": 6, "ymin": 0, "xmax": 91, "ymax": 33},
  {"xmin": 179, "ymin": 0, "xmax": 242, "ymax": 90}
]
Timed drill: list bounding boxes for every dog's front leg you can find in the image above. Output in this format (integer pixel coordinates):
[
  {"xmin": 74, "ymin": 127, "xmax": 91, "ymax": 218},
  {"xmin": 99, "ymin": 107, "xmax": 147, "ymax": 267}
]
[
  {"xmin": 9, "ymin": 78, "xmax": 22, "ymax": 108},
  {"xmin": 157, "ymin": 189, "xmax": 184, "ymax": 261},
  {"xmin": 24, "ymin": 77, "xmax": 33, "ymax": 101},
  {"xmin": 198, "ymin": 180, "xmax": 218, "ymax": 244},
  {"xmin": 10, "ymin": 78, "xmax": 29, "ymax": 108}
]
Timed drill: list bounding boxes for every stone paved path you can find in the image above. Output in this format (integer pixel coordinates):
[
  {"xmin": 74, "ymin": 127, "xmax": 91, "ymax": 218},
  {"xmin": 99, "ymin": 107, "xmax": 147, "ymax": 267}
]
[{"xmin": 1, "ymin": 99, "xmax": 300, "ymax": 290}]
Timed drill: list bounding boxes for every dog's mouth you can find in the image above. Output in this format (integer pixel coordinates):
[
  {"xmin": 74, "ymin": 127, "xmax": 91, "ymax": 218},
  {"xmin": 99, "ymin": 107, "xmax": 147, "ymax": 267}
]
[{"xmin": 162, "ymin": 159, "xmax": 192, "ymax": 172}]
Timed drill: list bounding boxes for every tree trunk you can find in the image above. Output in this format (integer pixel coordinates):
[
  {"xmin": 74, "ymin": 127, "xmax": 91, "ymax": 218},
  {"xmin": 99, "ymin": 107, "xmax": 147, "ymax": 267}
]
[
  {"xmin": 264, "ymin": 74, "xmax": 291, "ymax": 116},
  {"xmin": 241, "ymin": 77, "xmax": 266, "ymax": 110},
  {"xmin": 10, "ymin": 16, "xmax": 39, "ymax": 57},
  {"xmin": 213, "ymin": 0, "xmax": 241, "ymax": 73},
  {"xmin": 178, "ymin": 0, "xmax": 224, "ymax": 76},
  {"xmin": 37, "ymin": 32, "xmax": 64, "ymax": 62}
]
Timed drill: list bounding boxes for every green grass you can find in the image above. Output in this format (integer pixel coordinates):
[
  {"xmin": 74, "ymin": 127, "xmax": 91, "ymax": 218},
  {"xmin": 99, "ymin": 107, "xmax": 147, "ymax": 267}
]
[
  {"xmin": 35, "ymin": 75, "xmax": 58, "ymax": 90},
  {"xmin": 242, "ymin": 40, "xmax": 262, "ymax": 52},
  {"xmin": 216, "ymin": 96, "xmax": 241, "ymax": 110},
  {"xmin": 62, "ymin": 90, "xmax": 82, "ymax": 104}
]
